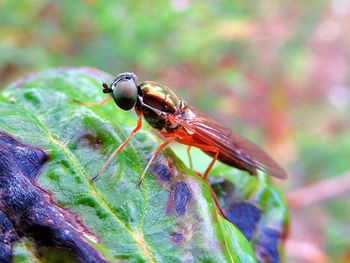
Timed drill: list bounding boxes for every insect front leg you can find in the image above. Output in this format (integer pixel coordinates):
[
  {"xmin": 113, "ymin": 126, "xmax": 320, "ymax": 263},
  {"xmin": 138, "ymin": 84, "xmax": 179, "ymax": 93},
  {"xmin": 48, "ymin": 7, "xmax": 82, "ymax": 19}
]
[
  {"xmin": 91, "ymin": 110, "xmax": 143, "ymax": 182},
  {"xmin": 72, "ymin": 96, "xmax": 112, "ymax": 106}
]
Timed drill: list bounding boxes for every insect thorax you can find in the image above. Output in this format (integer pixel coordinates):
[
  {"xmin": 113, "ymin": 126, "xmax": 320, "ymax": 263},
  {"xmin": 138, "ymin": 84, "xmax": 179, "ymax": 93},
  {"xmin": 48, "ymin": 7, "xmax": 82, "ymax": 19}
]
[{"xmin": 139, "ymin": 81, "xmax": 181, "ymax": 130}]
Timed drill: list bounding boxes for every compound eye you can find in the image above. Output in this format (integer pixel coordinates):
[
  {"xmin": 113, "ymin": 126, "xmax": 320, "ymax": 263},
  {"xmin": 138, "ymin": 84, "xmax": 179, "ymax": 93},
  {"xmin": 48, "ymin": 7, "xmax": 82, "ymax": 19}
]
[{"xmin": 111, "ymin": 79, "xmax": 138, "ymax": 111}]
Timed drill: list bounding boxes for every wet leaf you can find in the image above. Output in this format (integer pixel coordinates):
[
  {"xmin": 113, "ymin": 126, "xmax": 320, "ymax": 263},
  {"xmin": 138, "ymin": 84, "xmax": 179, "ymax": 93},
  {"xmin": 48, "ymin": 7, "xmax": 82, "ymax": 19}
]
[{"xmin": 0, "ymin": 68, "xmax": 258, "ymax": 262}]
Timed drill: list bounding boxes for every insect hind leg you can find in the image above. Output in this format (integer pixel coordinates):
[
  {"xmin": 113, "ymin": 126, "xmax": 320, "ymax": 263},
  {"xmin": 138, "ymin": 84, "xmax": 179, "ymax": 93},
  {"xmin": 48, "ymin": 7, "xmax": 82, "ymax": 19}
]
[
  {"xmin": 203, "ymin": 150, "xmax": 219, "ymax": 180},
  {"xmin": 182, "ymin": 143, "xmax": 219, "ymax": 180}
]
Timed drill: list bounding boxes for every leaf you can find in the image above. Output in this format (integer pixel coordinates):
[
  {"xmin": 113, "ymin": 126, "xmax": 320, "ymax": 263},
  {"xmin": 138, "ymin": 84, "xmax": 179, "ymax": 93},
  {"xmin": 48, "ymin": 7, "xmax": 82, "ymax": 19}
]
[
  {"xmin": 12, "ymin": 238, "xmax": 78, "ymax": 263},
  {"xmin": 173, "ymin": 146, "xmax": 289, "ymax": 262},
  {"xmin": 0, "ymin": 67, "xmax": 258, "ymax": 262},
  {"xmin": 0, "ymin": 130, "xmax": 108, "ymax": 263},
  {"xmin": 210, "ymin": 166, "xmax": 289, "ymax": 263},
  {"xmin": 218, "ymin": 217, "xmax": 257, "ymax": 263}
]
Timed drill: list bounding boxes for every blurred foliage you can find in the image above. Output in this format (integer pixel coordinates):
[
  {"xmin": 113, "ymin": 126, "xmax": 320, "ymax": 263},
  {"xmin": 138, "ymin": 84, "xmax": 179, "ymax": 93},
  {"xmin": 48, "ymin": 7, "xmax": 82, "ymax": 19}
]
[{"xmin": 1, "ymin": 0, "xmax": 350, "ymax": 262}]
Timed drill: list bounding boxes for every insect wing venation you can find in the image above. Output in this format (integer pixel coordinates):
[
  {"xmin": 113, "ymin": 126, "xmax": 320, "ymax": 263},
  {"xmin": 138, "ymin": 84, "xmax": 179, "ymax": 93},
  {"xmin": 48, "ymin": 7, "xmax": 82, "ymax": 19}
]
[{"xmin": 174, "ymin": 106, "xmax": 287, "ymax": 179}]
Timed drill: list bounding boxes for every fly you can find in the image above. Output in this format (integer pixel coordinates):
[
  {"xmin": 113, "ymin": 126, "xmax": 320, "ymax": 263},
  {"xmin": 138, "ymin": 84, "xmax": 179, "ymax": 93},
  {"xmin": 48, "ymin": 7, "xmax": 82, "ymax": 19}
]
[{"xmin": 73, "ymin": 72, "xmax": 287, "ymax": 188}]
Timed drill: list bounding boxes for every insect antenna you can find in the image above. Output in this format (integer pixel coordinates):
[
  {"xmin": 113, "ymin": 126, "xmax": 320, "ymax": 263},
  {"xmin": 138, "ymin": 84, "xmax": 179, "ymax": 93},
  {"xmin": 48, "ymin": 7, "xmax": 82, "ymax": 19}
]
[
  {"xmin": 102, "ymin": 83, "xmax": 112, "ymax": 94},
  {"xmin": 96, "ymin": 71, "xmax": 112, "ymax": 94}
]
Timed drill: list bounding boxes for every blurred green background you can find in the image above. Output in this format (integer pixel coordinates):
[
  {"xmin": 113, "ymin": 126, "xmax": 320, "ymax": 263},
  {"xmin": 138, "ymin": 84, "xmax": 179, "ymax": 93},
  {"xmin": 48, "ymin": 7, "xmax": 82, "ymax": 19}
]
[{"xmin": 1, "ymin": 0, "xmax": 349, "ymax": 262}]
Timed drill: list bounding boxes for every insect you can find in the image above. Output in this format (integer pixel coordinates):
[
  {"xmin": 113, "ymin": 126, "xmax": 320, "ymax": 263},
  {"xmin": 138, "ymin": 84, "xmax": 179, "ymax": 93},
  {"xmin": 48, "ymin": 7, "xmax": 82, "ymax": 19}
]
[{"xmin": 73, "ymin": 72, "xmax": 287, "ymax": 187}]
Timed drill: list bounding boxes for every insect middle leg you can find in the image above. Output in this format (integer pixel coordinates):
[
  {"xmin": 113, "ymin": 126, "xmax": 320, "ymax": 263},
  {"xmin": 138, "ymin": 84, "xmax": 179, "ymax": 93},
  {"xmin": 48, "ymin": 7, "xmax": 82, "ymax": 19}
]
[
  {"xmin": 182, "ymin": 143, "xmax": 219, "ymax": 180},
  {"xmin": 187, "ymin": 146, "xmax": 193, "ymax": 170},
  {"xmin": 136, "ymin": 136, "xmax": 177, "ymax": 188}
]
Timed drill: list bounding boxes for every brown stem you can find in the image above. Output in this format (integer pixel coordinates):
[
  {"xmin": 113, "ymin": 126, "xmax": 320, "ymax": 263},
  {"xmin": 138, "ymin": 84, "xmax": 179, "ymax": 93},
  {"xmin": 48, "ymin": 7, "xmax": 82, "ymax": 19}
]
[{"xmin": 286, "ymin": 171, "xmax": 350, "ymax": 209}]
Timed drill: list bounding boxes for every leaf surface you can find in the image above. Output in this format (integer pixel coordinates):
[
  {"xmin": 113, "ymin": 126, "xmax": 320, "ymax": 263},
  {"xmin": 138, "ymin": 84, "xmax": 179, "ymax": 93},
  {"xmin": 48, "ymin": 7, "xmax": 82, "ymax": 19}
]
[{"xmin": 0, "ymin": 68, "xmax": 258, "ymax": 262}]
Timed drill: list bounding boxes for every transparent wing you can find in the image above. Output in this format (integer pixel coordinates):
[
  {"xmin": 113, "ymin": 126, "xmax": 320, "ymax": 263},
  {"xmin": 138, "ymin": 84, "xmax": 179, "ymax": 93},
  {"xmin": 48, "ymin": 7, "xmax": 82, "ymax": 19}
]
[{"xmin": 174, "ymin": 106, "xmax": 287, "ymax": 179}]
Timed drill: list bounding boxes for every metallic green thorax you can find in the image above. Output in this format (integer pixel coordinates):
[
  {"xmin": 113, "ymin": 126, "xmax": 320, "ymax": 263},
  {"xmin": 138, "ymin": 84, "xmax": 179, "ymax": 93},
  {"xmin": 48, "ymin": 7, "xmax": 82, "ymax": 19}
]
[
  {"xmin": 138, "ymin": 81, "xmax": 186, "ymax": 130},
  {"xmin": 138, "ymin": 81, "xmax": 181, "ymax": 113}
]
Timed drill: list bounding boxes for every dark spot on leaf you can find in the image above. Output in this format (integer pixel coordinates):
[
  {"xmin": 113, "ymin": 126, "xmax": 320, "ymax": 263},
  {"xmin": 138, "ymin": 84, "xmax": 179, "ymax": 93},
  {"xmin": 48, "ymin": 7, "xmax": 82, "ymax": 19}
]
[
  {"xmin": 211, "ymin": 177, "xmax": 285, "ymax": 263},
  {"xmin": 210, "ymin": 178, "xmax": 235, "ymax": 200},
  {"xmin": 153, "ymin": 164, "xmax": 171, "ymax": 182},
  {"xmin": 79, "ymin": 131, "xmax": 103, "ymax": 150},
  {"xmin": 174, "ymin": 182, "xmax": 191, "ymax": 216},
  {"xmin": 255, "ymin": 227, "xmax": 281, "ymax": 263},
  {"xmin": 0, "ymin": 131, "xmax": 109, "ymax": 263},
  {"xmin": 225, "ymin": 201, "xmax": 261, "ymax": 241},
  {"xmin": 170, "ymin": 232, "xmax": 184, "ymax": 244},
  {"xmin": 76, "ymin": 195, "xmax": 109, "ymax": 219}
]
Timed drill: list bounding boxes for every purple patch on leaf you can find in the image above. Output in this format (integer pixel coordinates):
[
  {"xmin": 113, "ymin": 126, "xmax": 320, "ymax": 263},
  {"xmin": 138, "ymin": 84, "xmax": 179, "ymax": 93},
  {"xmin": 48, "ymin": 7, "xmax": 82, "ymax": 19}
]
[
  {"xmin": 170, "ymin": 232, "xmax": 184, "ymax": 244},
  {"xmin": 255, "ymin": 227, "xmax": 281, "ymax": 263},
  {"xmin": 225, "ymin": 201, "xmax": 261, "ymax": 241},
  {"xmin": 153, "ymin": 164, "xmax": 172, "ymax": 182},
  {"xmin": 174, "ymin": 182, "xmax": 191, "ymax": 216}
]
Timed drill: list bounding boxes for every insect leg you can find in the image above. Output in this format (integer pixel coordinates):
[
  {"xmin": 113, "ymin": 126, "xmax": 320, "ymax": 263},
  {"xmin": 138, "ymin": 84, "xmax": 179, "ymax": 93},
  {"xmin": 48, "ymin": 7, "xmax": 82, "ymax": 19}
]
[
  {"xmin": 177, "ymin": 140, "xmax": 219, "ymax": 179},
  {"xmin": 204, "ymin": 179, "xmax": 226, "ymax": 218},
  {"xmin": 187, "ymin": 146, "xmax": 193, "ymax": 170},
  {"xmin": 72, "ymin": 96, "xmax": 112, "ymax": 106},
  {"xmin": 91, "ymin": 110, "xmax": 143, "ymax": 182},
  {"xmin": 179, "ymin": 142, "xmax": 218, "ymax": 180},
  {"xmin": 203, "ymin": 150, "xmax": 219, "ymax": 180},
  {"xmin": 136, "ymin": 136, "xmax": 177, "ymax": 188}
]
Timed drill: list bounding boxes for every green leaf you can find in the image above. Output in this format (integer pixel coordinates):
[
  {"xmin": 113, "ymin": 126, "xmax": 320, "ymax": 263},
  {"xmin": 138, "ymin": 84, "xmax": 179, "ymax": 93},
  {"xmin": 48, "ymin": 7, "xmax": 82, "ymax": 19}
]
[
  {"xmin": 13, "ymin": 238, "xmax": 78, "ymax": 263},
  {"xmin": 210, "ymin": 165, "xmax": 289, "ymax": 262},
  {"xmin": 218, "ymin": 217, "xmax": 257, "ymax": 263},
  {"xmin": 0, "ymin": 67, "xmax": 257, "ymax": 262}
]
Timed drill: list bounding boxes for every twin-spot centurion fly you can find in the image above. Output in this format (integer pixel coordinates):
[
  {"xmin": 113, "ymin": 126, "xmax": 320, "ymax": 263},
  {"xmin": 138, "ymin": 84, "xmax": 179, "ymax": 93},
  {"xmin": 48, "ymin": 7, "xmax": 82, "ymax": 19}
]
[{"xmin": 73, "ymin": 72, "xmax": 287, "ymax": 188}]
